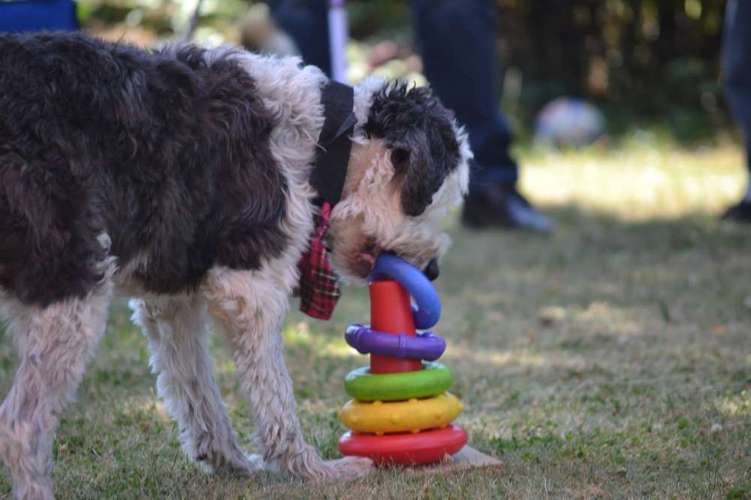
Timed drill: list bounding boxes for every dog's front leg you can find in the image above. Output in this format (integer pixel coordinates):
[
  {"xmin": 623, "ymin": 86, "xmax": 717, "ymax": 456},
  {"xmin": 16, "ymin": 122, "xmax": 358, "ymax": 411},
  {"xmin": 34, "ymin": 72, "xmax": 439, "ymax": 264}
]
[
  {"xmin": 129, "ymin": 295, "xmax": 259, "ymax": 475},
  {"xmin": 204, "ymin": 268, "xmax": 372, "ymax": 481},
  {"xmin": 0, "ymin": 283, "xmax": 112, "ymax": 500}
]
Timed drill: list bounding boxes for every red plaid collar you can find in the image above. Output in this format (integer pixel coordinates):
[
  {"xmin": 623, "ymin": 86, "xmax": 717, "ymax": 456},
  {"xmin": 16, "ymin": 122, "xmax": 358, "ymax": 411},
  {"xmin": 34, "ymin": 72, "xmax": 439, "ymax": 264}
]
[{"xmin": 297, "ymin": 201, "xmax": 341, "ymax": 320}]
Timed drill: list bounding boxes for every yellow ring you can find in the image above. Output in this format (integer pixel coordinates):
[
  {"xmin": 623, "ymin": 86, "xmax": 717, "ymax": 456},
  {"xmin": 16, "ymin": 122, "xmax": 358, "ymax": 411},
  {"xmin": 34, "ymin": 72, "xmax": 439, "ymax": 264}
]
[{"xmin": 339, "ymin": 392, "xmax": 463, "ymax": 435}]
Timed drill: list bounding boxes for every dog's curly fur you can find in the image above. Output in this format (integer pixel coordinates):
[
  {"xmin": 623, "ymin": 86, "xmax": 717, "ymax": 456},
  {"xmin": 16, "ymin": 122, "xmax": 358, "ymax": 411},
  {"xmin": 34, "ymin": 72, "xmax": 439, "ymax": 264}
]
[
  {"xmin": 0, "ymin": 32, "xmax": 470, "ymax": 498},
  {"xmin": 0, "ymin": 33, "xmax": 290, "ymax": 305}
]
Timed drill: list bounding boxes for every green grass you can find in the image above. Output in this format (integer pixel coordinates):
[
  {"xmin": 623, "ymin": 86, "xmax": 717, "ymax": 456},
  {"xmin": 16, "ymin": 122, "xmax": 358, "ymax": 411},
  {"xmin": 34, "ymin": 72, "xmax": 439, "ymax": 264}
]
[{"xmin": 2, "ymin": 142, "xmax": 751, "ymax": 498}]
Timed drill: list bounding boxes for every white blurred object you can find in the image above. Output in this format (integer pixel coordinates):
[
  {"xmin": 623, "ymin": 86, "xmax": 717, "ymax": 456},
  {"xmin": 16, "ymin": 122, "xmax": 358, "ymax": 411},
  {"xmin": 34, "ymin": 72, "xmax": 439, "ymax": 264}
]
[
  {"xmin": 328, "ymin": 0, "xmax": 349, "ymax": 83},
  {"xmin": 534, "ymin": 97, "xmax": 605, "ymax": 147}
]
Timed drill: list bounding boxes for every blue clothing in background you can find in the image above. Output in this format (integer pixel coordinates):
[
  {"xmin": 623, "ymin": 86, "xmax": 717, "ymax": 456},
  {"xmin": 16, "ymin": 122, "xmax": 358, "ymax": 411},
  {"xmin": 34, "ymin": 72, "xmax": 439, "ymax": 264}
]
[
  {"xmin": 268, "ymin": 0, "xmax": 332, "ymax": 77},
  {"xmin": 269, "ymin": 0, "xmax": 519, "ymax": 190},
  {"xmin": 0, "ymin": 0, "xmax": 78, "ymax": 33},
  {"xmin": 723, "ymin": 0, "xmax": 751, "ymax": 172}
]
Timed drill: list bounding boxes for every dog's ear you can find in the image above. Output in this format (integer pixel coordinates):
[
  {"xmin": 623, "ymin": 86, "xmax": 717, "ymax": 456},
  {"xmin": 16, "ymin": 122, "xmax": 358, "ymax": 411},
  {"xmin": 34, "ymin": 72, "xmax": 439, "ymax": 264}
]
[
  {"xmin": 392, "ymin": 115, "xmax": 464, "ymax": 216},
  {"xmin": 391, "ymin": 132, "xmax": 440, "ymax": 216},
  {"xmin": 390, "ymin": 147, "xmax": 411, "ymax": 175},
  {"xmin": 365, "ymin": 82, "xmax": 462, "ymax": 217}
]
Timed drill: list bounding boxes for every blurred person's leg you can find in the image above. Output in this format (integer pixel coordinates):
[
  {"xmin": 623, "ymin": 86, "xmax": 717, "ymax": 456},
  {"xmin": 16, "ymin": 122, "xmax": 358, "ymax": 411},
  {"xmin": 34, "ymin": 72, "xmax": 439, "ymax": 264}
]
[
  {"xmin": 722, "ymin": 0, "xmax": 751, "ymax": 223},
  {"xmin": 268, "ymin": 0, "xmax": 331, "ymax": 76},
  {"xmin": 410, "ymin": 0, "xmax": 551, "ymax": 232},
  {"xmin": 271, "ymin": 0, "xmax": 550, "ymax": 231}
]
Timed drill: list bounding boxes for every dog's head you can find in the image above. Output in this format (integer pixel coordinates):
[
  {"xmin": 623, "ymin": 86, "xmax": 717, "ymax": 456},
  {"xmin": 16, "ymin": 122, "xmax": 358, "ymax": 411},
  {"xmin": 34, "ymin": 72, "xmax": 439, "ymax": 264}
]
[{"xmin": 328, "ymin": 79, "xmax": 471, "ymax": 282}]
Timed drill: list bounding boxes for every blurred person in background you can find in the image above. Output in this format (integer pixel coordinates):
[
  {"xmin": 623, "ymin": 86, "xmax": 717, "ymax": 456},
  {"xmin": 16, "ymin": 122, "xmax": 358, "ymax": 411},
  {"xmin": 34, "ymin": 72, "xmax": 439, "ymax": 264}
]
[
  {"xmin": 721, "ymin": 0, "xmax": 751, "ymax": 223},
  {"xmin": 268, "ymin": 0, "xmax": 553, "ymax": 233}
]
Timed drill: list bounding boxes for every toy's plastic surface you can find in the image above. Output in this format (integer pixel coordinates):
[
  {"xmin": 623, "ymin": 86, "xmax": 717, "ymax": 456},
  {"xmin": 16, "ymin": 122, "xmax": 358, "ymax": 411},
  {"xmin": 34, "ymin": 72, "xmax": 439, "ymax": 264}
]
[
  {"xmin": 369, "ymin": 281, "xmax": 421, "ymax": 373},
  {"xmin": 339, "ymin": 392, "xmax": 463, "ymax": 434},
  {"xmin": 344, "ymin": 362, "xmax": 453, "ymax": 401},
  {"xmin": 339, "ymin": 425, "xmax": 468, "ymax": 465},
  {"xmin": 345, "ymin": 324, "xmax": 446, "ymax": 361},
  {"xmin": 368, "ymin": 253, "xmax": 441, "ymax": 330},
  {"xmin": 337, "ymin": 254, "xmax": 468, "ymax": 466}
]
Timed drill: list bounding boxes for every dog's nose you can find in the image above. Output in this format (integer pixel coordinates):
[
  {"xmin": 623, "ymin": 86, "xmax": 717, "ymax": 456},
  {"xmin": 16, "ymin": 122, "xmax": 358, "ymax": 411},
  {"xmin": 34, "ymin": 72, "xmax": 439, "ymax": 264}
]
[{"xmin": 423, "ymin": 258, "xmax": 440, "ymax": 281}]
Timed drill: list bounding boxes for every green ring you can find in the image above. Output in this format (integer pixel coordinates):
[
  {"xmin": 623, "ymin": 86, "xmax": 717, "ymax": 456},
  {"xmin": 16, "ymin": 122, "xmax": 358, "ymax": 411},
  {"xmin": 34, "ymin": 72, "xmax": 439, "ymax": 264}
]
[{"xmin": 344, "ymin": 362, "xmax": 454, "ymax": 402}]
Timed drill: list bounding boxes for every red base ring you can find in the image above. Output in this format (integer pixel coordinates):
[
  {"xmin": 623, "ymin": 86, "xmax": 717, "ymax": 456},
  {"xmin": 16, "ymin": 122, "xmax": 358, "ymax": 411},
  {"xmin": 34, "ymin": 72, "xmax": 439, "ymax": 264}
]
[{"xmin": 338, "ymin": 425, "xmax": 468, "ymax": 465}]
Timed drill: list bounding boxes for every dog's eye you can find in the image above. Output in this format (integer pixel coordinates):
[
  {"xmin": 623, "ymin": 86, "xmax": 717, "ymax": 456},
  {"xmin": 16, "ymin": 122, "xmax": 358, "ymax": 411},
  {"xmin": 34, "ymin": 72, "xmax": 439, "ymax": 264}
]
[{"xmin": 390, "ymin": 148, "xmax": 410, "ymax": 173}]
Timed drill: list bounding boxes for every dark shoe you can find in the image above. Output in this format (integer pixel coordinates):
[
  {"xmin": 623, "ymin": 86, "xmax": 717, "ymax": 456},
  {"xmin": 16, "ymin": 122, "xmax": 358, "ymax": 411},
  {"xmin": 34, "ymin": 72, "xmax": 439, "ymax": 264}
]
[
  {"xmin": 721, "ymin": 199, "xmax": 751, "ymax": 223},
  {"xmin": 462, "ymin": 184, "xmax": 552, "ymax": 233}
]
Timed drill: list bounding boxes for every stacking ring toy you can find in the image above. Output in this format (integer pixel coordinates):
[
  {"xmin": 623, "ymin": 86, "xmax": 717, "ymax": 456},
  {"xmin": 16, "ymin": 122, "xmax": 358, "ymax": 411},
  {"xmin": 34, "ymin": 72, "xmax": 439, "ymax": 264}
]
[
  {"xmin": 345, "ymin": 324, "xmax": 446, "ymax": 361},
  {"xmin": 369, "ymin": 254, "xmax": 441, "ymax": 330},
  {"xmin": 344, "ymin": 362, "xmax": 453, "ymax": 401},
  {"xmin": 338, "ymin": 425, "xmax": 468, "ymax": 465},
  {"xmin": 339, "ymin": 254, "xmax": 468, "ymax": 466},
  {"xmin": 339, "ymin": 392, "xmax": 463, "ymax": 434}
]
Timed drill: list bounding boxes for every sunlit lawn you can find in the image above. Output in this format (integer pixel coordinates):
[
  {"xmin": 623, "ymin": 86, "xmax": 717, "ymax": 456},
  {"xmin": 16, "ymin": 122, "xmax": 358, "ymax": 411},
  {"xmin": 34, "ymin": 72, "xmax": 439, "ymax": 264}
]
[{"xmin": 1, "ymin": 140, "xmax": 750, "ymax": 498}]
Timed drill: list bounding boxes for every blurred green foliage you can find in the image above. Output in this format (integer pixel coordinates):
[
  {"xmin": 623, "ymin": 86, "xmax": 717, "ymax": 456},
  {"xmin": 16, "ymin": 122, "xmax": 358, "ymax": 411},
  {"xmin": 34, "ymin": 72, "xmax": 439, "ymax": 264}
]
[
  {"xmin": 346, "ymin": 0, "xmax": 730, "ymax": 142},
  {"xmin": 77, "ymin": 0, "xmax": 731, "ymax": 143},
  {"xmin": 493, "ymin": 0, "xmax": 728, "ymax": 142}
]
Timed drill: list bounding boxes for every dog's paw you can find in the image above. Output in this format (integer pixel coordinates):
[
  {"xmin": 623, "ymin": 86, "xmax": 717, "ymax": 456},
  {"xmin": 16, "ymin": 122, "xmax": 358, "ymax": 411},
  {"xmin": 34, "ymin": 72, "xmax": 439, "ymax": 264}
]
[
  {"xmin": 298, "ymin": 456, "xmax": 373, "ymax": 483},
  {"xmin": 245, "ymin": 453, "xmax": 279, "ymax": 473},
  {"xmin": 281, "ymin": 446, "xmax": 373, "ymax": 482},
  {"xmin": 319, "ymin": 456, "xmax": 374, "ymax": 481},
  {"xmin": 195, "ymin": 446, "xmax": 266, "ymax": 476}
]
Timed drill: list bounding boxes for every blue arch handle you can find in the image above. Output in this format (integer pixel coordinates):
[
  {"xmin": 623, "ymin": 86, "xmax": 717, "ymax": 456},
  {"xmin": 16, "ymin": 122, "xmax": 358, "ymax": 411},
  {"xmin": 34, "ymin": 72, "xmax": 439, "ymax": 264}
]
[{"xmin": 368, "ymin": 254, "xmax": 441, "ymax": 329}]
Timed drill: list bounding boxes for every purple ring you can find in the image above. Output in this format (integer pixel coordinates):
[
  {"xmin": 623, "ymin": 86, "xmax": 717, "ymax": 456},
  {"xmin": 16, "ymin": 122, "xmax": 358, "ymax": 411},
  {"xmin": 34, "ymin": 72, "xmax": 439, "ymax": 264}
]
[{"xmin": 345, "ymin": 323, "xmax": 446, "ymax": 361}]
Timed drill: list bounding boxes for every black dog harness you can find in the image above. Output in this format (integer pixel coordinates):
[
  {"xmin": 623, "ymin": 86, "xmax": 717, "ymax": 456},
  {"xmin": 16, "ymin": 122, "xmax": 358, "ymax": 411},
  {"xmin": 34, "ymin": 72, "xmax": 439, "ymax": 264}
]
[
  {"xmin": 309, "ymin": 81, "xmax": 357, "ymax": 206},
  {"xmin": 297, "ymin": 80, "xmax": 357, "ymax": 320}
]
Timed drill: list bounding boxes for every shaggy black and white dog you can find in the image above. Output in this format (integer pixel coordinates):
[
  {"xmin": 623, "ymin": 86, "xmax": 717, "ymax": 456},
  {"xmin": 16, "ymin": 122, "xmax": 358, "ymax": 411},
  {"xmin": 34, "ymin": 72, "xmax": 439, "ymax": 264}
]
[{"xmin": 0, "ymin": 32, "xmax": 470, "ymax": 498}]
